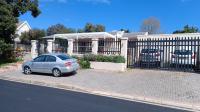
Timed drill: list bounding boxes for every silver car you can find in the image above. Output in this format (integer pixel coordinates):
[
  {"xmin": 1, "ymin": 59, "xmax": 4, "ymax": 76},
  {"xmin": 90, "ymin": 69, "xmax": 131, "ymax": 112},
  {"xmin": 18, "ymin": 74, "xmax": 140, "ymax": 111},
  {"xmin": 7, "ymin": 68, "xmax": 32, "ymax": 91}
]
[
  {"xmin": 171, "ymin": 50, "xmax": 196, "ymax": 66},
  {"xmin": 22, "ymin": 54, "xmax": 79, "ymax": 77}
]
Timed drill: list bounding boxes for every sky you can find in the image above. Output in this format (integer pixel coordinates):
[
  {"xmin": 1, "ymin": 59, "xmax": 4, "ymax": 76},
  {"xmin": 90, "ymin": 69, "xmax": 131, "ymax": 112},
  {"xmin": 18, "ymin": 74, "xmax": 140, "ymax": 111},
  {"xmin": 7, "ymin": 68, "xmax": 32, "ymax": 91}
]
[{"xmin": 20, "ymin": 0, "xmax": 200, "ymax": 33}]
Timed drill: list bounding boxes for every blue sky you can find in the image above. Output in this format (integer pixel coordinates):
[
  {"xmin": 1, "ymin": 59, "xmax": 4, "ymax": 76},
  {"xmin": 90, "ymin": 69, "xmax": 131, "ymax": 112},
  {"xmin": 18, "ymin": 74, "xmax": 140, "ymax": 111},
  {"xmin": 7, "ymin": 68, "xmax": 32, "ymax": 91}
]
[{"xmin": 20, "ymin": 0, "xmax": 200, "ymax": 33}]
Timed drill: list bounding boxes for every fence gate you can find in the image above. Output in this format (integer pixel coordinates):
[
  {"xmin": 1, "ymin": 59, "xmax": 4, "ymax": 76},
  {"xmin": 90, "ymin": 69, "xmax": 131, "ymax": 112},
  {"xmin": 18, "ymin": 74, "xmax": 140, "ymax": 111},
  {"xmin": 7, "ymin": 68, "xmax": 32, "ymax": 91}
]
[
  {"xmin": 53, "ymin": 38, "xmax": 68, "ymax": 53},
  {"xmin": 37, "ymin": 39, "xmax": 47, "ymax": 55},
  {"xmin": 127, "ymin": 37, "xmax": 200, "ymax": 72}
]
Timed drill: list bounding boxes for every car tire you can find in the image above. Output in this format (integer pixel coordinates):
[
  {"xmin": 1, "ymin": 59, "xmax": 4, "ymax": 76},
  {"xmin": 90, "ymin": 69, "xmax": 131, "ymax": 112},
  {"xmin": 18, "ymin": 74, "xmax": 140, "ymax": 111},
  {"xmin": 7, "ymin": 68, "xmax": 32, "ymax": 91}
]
[
  {"xmin": 52, "ymin": 68, "xmax": 61, "ymax": 77},
  {"xmin": 24, "ymin": 66, "xmax": 31, "ymax": 75}
]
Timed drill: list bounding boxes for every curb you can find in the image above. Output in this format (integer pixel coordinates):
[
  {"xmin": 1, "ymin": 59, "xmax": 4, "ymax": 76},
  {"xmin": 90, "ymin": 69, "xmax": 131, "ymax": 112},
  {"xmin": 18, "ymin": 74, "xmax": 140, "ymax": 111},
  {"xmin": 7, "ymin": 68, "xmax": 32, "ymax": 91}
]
[{"xmin": 0, "ymin": 75, "xmax": 199, "ymax": 112}]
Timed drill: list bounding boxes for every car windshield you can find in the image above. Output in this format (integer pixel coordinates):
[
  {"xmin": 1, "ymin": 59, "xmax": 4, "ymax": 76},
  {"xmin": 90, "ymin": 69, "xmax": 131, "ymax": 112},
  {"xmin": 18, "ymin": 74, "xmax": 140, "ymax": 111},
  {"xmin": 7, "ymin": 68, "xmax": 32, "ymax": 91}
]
[
  {"xmin": 57, "ymin": 55, "xmax": 72, "ymax": 60},
  {"xmin": 141, "ymin": 49, "xmax": 158, "ymax": 53},
  {"xmin": 174, "ymin": 50, "xmax": 192, "ymax": 55}
]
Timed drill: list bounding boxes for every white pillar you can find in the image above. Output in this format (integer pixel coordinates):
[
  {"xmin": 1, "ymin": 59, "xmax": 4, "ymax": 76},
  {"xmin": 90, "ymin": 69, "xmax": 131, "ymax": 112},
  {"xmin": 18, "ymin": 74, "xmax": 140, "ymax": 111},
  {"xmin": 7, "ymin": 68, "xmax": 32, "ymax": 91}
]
[
  {"xmin": 47, "ymin": 39, "xmax": 53, "ymax": 53},
  {"xmin": 92, "ymin": 38, "xmax": 98, "ymax": 55},
  {"xmin": 31, "ymin": 40, "xmax": 38, "ymax": 59},
  {"xmin": 121, "ymin": 37, "xmax": 128, "ymax": 65},
  {"xmin": 67, "ymin": 39, "xmax": 74, "ymax": 56}
]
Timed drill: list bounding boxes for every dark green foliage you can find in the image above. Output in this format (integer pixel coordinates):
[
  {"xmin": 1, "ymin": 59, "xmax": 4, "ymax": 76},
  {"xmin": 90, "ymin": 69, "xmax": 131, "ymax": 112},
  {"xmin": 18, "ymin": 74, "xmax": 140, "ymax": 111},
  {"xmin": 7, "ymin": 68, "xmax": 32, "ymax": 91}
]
[
  {"xmin": 74, "ymin": 54, "xmax": 125, "ymax": 63},
  {"xmin": 6, "ymin": 0, "xmax": 41, "ymax": 18},
  {"xmin": 112, "ymin": 56, "xmax": 126, "ymax": 63},
  {"xmin": 0, "ymin": 0, "xmax": 41, "ymax": 44},
  {"xmin": 0, "ymin": 0, "xmax": 18, "ymax": 43},
  {"xmin": 120, "ymin": 29, "xmax": 130, "ymax": 33},
  {"xmin": 79, "ymin": 59, "xmax": 90, "ymax": 69},
  {"xmin": 83, "ymin": 23, "xmax": 105, "ymax": 32},
  {"xmin": 173, "ymin": 25, "xmax": 199, "ymax": 34},
  {"xmin": 72, "ymin": 54, "xmax": 125, "ymax": 69},
  {"xmin": 47, "ymin": 24, "xmax": 76, "ymax": 36},
  {"xmin": 0, "ymin": 39, "xmax": 15, "ymax": 61},
  {"xmin": 20, "ymin": 29, "xmax": 46, "ymax": 44}
]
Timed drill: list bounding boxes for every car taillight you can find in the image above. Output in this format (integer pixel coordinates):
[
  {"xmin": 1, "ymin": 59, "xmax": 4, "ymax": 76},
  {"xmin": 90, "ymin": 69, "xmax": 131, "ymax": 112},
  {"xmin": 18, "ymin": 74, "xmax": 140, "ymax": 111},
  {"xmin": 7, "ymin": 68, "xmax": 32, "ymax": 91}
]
[{"xmin": 65, "ymin": 62, "xmax": 72, "ymax": 67}]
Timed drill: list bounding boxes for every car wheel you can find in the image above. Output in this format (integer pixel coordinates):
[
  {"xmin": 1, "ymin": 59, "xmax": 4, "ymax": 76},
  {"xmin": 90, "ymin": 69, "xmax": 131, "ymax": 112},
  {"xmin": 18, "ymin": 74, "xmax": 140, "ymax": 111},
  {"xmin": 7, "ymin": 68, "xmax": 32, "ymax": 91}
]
[
  {"xmin": 24, "ymin": 66, "xmax": 31, "ymax": 75},
  {"xmin": 52, "ymin": 68, "xmax": 61, "ymax": 77}
]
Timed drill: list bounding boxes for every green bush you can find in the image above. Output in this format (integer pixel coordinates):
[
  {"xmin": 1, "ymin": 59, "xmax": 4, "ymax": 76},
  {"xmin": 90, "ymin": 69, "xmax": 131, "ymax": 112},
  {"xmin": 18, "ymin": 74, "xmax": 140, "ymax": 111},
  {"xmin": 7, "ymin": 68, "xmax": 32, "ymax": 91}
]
[
  {"xmin": 72, "ymin": 54, "xmax": 125, "ymax": 69},
  {"xmin": 79, "ymin": 59, "xmax": 90, "ymax": 69},
  {"xmin": 112, "ymin": 56, "xmax": 125, "ymax": 63},
  {"xmin": 83, "ymin": 54, "xmax": 125, "ymax": 63}
]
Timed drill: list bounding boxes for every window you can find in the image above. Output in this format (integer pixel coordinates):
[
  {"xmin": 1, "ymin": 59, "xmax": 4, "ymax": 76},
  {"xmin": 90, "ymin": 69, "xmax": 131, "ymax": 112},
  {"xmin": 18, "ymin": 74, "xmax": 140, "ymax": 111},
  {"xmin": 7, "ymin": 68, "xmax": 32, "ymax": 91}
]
[
  {"xmin": 46, "ymin": 56, "xmax": 56, "ymax": 62},
  {"xmin": 141, "ymin": 49, "xmax": 159, "ymax": 53},
  {"xmin": 174, "ymin": 50, "xmax": 192, "ymax": 55},
  {"xmin": 57, "ymin": 55, "xmax": 72, "ymax": 60},
  {"xmin": 34, "ymin": 56, "xmax": 46, "ymax": 62}
]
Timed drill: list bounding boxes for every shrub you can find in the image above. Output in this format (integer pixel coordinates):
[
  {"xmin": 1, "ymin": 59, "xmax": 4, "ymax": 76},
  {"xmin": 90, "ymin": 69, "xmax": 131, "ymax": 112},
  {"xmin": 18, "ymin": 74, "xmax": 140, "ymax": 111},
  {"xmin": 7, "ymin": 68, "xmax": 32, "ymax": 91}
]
[
  {"xmin": 83, "ymin": 54, "xmax": 96, "ymax": 61},
  {"xmin": 83, "ymin": 54, "xmax": 125, "ymax": 63},
  {"xmin": 79, "ymin": 59, "xmax": 90, "ymax": 69},
  {"xmin": 112, "ymin": 56, "xmax": 125, "ymax": 63}
]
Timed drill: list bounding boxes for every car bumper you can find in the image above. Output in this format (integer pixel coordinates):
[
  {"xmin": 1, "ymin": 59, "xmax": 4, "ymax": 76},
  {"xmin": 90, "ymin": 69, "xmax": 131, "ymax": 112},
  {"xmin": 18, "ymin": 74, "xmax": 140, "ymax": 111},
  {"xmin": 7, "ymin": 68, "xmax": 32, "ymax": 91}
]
[{"xmin": 60, "ymin": 64, "xmax": 80, "ymax": 73}]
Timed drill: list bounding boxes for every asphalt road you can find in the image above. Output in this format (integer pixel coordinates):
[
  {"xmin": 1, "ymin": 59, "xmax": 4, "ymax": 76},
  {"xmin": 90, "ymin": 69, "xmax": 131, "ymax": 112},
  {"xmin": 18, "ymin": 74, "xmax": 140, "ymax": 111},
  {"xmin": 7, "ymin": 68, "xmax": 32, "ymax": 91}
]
[{"xmin": 0, "ymin": 79, "xmax": 190, "ymax": 112}]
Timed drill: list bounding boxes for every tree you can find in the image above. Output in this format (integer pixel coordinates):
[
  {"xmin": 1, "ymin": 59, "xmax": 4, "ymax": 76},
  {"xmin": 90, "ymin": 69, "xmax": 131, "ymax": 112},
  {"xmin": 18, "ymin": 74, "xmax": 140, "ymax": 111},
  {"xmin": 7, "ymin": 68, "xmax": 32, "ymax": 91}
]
[
  {"xmin": 84, "ymin": 23, "xmax": 105, "ymax": 32},
  {"xmin": 47, "ymin": 24, "xmax": 76, "ymax": 36},
  {"xmin": 120, "ymin": 29, "xmax": 130, "ymax": 33},
  {"xmin": 0, "ymin": 0, "xmax": 41, "ymax": 43},
  {"xmin": 84, "ymin": 23, "xmax": 96, "ymax": 32},
  {"xmin": 20, "ymin": 29, "xmax": 46, "ymax": 44},
  {"xmin": 95, "ymin": 24, "xmax": 105, "ymax": 32},
  {"xmin": 140, "ymin": 17, "xmax": 161, "ymax": 34},
  {"xmin": 173, "ymin": 25, "xmax": 199, "ymax": 34},
  {"xmin": 0, "ymin": 0, "xmax": 17, "ymax": 43}
]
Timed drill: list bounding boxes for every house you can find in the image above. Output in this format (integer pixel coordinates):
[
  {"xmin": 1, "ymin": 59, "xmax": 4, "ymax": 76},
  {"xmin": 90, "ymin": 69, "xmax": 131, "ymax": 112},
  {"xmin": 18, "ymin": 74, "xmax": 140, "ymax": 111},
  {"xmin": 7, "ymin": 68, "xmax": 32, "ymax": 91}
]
[{"xmin": 14, "ymin": 21, "xmax": 31, "ymax": 43}]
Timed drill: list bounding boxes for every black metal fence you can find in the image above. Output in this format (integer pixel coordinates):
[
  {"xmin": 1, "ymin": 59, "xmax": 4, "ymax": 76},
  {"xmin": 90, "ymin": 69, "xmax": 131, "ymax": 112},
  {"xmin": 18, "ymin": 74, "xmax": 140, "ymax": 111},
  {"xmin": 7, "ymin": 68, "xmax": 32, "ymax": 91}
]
[
  {"xmin": 98, "ymin": 38, "xmax": 121, "ymax": 55},
  {"xmin": 37, "ymin": 39, "xmax": 47, "ymax": 55},
  {"xmin": 53, "ymin": 38, "xmax": 68, "ymax": 53},
  {"xmin": 73, "ymin": 39, "xmax": 92, "ymax": 54},
  {"xmin": 127, "ymin": 37, "xmax": 200, "ymax": 72}
]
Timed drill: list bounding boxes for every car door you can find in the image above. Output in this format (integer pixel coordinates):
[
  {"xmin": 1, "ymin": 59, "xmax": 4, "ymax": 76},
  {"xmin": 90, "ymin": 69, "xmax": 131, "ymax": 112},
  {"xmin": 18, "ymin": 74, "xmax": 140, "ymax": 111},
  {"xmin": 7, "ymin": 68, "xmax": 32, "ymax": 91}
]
[
  {"xmin": 31, "ymin": 55, "xmax": 46, "ymax": 73},
  {"xmin": 44, "ymin": 55, "xmax": 57, "ymax": 73}
]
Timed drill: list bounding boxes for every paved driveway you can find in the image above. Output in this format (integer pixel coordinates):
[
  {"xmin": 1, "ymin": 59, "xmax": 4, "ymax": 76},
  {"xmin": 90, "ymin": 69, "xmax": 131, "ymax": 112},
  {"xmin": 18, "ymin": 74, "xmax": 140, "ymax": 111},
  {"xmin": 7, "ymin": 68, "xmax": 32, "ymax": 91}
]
[{"xmin": 0, "ymin": 69, "xmax": 200, "ymax": 110}]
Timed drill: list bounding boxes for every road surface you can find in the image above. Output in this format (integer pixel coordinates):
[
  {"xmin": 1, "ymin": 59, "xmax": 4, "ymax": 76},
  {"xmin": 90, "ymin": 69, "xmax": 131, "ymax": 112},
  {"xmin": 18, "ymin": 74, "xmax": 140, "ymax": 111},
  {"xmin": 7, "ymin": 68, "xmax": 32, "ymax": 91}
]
[{"xmin": 0, "ymin": 79, "xmax": 190, "ymax": 112}]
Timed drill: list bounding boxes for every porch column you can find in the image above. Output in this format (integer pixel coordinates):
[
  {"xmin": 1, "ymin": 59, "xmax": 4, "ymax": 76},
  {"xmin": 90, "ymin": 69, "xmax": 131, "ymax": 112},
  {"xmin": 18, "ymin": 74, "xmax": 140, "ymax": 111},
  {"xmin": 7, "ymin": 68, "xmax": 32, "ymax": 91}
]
[
  {"xmin": 92, "ymin": 38, "xmax": 98, "ymax": 55},
  {"xmin": 67, "ymin": 39, "xmax": 74, "ymax": 56},
  {"xmin": 31, "ymin": 40, "xmax": 38, "ymax": 59},
  {"xmin": 47, "ymin": 39, "xmax": 53, "ymax": 53},
  {"xmin": 121, "ymin": 37, "xmax": 128, "ymax": 65}
]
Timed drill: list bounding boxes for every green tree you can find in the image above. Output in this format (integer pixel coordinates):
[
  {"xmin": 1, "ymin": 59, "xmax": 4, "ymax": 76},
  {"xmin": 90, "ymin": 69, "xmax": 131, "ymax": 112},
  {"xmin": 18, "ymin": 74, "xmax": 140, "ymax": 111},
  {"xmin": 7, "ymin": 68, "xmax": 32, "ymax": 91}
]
[
  {"xmin": 20, "ymin": 29, "xmax": 46, "ymax": 44},
  {"xmin": 95, "ymin": 24, "xmax": 105, "ymax": 32},
  {"xmin": 84, "ymin": 23, "xmax": 105, "ymax": 32},
  {"xmin": 0, "ymin": 0, "xmax": 40, "ymax": 43},
  {"xmin": 173, "ymin": 25, "xmax": 199, "ymax": 34},
  {"xmin": 0, "ymin": 1, "xmax": 18, "ymax": 43},
  {"xmin": 47, "ymin": 24, "xmax": 75, "ymax": 36},
  {"xmin": 120, "ymin": 29, "xmax": 130, "ymax": 33},
  {"xmin": 140, "ymin": 17, "xmax": 161, "ymax": 34},
  {"xmin": 84, "ymin": 23, "xmax": 96, "ymax": 32}
]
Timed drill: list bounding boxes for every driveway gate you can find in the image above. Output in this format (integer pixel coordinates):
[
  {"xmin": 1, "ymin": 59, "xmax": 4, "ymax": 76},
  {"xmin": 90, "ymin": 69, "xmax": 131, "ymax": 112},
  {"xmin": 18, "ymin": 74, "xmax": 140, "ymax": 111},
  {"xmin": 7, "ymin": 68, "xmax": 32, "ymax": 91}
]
[{"xmin": 127, "ymin": 37, "xmax": 200, "ymax": 72}]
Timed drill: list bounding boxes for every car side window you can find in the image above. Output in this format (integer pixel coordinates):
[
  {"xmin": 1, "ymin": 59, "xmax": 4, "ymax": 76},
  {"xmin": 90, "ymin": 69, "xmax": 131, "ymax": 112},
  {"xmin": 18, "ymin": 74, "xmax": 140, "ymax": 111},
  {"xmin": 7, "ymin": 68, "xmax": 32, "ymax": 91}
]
[
  {"xmin": 34, "ymin": 56, "xmax": 46, "ymax": 62},
  {"xmin": 46, "ymin": 56, "xmax": 56, "ymax": 62}
]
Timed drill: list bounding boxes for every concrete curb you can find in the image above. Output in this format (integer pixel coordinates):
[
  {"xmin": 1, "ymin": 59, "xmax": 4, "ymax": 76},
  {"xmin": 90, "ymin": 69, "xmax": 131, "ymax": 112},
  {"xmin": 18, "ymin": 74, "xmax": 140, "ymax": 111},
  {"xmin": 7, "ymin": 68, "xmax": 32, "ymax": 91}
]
[{"xmin": 0, "ymin": 75, "xmax": 199, "ymax": 112}]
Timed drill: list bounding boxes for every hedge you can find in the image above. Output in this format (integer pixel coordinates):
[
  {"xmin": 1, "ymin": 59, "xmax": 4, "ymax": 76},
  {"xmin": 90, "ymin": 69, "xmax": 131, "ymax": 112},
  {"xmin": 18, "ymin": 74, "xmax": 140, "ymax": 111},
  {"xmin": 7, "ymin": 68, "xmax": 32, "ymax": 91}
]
[{"xmin": 72, "ymin": 54, "xmax": 125, "ymax": 69}]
